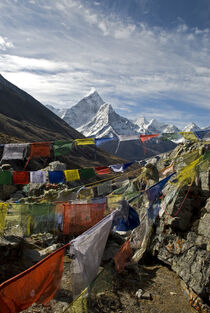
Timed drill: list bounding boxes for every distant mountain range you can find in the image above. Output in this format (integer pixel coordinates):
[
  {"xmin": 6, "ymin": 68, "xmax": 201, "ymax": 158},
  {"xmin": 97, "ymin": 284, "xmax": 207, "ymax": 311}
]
[
  {"xmin": 46, "ymin": 90, "xmax": 205, "ymax": 137},
  {"xmin": 46, "ymin": 90, "xmax": 206, "ymax": 160}
]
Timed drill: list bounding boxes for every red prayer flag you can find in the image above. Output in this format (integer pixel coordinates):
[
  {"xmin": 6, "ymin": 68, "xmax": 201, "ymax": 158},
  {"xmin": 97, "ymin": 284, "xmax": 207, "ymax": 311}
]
[
  {"xmin": 0, "ymin": 244, "xmax": 69, "ymax": 313},
  {"xmin": 30, "ymin": 142, "xmax": 51, "ymax": 158},
  {"xmin": 95, "ymin": 166, "xmax": 111, "ymax": 175},
  {"xmin": 62, "ymin": 202, "xmax": 106, "ymax": 235},
  {"xmin": 13, "ymin": 171, "xmax": 29, "ymax": 185},
  {"xmin": 140, "ymin": 133, "xmax": 160, "ymax": 154},
  {"xmin": 114, "ymin": 240, "xmax": 133, "ymax": 273}
]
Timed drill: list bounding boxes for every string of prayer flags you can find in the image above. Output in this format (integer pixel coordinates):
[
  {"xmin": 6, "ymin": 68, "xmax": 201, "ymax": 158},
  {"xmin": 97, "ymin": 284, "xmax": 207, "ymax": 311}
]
[
  {"xmin": 30, "ymin": 170, "xmax": 46, "ymax": 184},
  {"xmin": 75, "ymin": 138, "xmax": 95, "ymax": 146},
  {"xmin": 140, "ymin": 133, "xmax": 160, "ymax": 154},
  {"xmin": 69, "ymin": 211, "xmax": 115, "ymax": 297},
  {"xmin": 53, "ymin": 140, "xmax": 74, "ymax": 157},
  {"xmin": 115, "ymin": 205, "xmax": 140, "ymax": 232},
  {"xmin": 179, "ymin": 132, "xmax": 198, "ymax": 142},
  {"xmin": 79, "ymin": 168, "xmax": 96, "ymax": 180},
  {"xmin": 147, "ymin": 172, "xmax": 176, "ymax": 203},
  {"xmin": 13, "ymin": 171, "xmax": 29, "ymax": 185},
  {"xmin": 0, "ymin": 243, "xmax": 69, "ymax": 313},
  {"xmin": 0, "ymin": 171, "xmax": 12, "ymax": 184},
  {"xmin": 0, "ymin": 203, "xmax": 9, "ymax": 234},
  {"xmin": 62, "ymin": 201, "xmax": 106, "ymax": 236},
  {"xmin": 1, "ymin": 143, "xmax": 29, "ymax": 160},
  {"xmin": 64, "ymin": 169, "xmax": 80, "ymax": 182},
  {"xmin": 114, "ymin": 240, "xmax": 133, "ymax": 273},
  {"xmin": 48, "ymin": 171, "xmax": 65, "ymax": 184},
  {"xmin": 95, "ymin": 166, "xmax": 111, "ymax": 175}
]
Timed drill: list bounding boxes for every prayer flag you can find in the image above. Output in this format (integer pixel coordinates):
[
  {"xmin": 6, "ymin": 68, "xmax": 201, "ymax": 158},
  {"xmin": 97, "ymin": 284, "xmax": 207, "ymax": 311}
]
[
  {"xmin": 0, "ymin": 171, "xmax": 12, "ymax": 184},
  {"xmin": 175, "ymin": 156, "xmax": 202, "ymax": 188},
  {"xmin": 0, "ymin": 203, "xmax": 9, "ymax": 234},
  {"xmin": 64, "ymin": 169, "xmax": 80, "ymax": 182},
  {"xmin": 162, "ymin": 133, "xmax": 180, "ymax": 141},
  {"xmin": 147, "ymin": 172, "xmax": 176, "ymax": 203},
  {"xmin": 97, "ymin": 180, "xmax": 112, "ymax": 196},
  {"xmin": 194, "ymin": 130, "xmax": 210, "ymax": 141},
  {"xmin": 159, "ymin": 164, "xmax": 174, "ymax": 177},
  {"xmin": 115, "ymin": 205, "xmax": 140, "ymax": 231},
  {"xmin": 179, "ymin": 132, "xmax": 198, "ymax": 141},
  {"xmin": 95, "ymin": 166, "xmax": 111, "ymax": 175},
  {"xmin": 110, "ymin": 162, "xmax": 133, "ymax": 173},
  {"xmin": 30, "ymin": 170, "xmax": 46, "ymax": 184},
  {"xmin": 1, "ymin": 143, "xmax": 28, "ymax": 160},
  {"xmin": 118, "ymin": 135, "xmax": 140, "ymax": 141},
  {"xmin": 30, "ymin": 203, "xmax": 56, "ymax": 235},
  {"xmin": 95, "ymin": 137, "xmax": 116, "ymax": 146},
  {"xmin": 63, "ymin": 201, "xmax": 106, "ymax": 235},
  {"xmin": 13, "ymin": 171, "xmax": 29, "ymax": 185},
  {"xmin": 48, "ymin": 171, "xmax": 64, "ymax": 184},
  {"xmin": 0, "ymin": 244, "xmax": 69, "ymax": 313},
  {"xmin": 114, "ymin": 240, "xmax": 133, "ymax": 273},
  {"xmin": 140, "ymin": 133, "xmax": 160, "ymax": 154},
  {"xmin": 53, "ymin": 140, "xmax": 74, "ymax": 157},
  {"xmin": 75, "ymin": 138, "xmax": 95, "ymax": 145},
  {"xmin": 79, "ymin": 168, "xmax": 96, "ymax": 180},
  {"xmin": 69, "ymin": 212, "xmax": 115, "ymax": 297},
  {"xmin": 147, "ymin": 201, "xmax": 162, "ymax": 223},
  {"xmin": 29, "ymin": 142, "xmax": 51, "ymax": 158}
]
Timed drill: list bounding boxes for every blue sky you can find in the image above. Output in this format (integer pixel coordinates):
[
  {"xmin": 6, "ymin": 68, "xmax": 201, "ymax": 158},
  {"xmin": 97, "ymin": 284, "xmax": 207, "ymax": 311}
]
[{"xmin": 0, "ymin": 0, "xmax": 210, "ymax": 128}]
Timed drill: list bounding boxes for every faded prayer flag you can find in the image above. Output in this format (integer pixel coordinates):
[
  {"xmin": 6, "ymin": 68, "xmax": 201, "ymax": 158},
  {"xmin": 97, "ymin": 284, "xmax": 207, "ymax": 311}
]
[
  {"xmin": 95, "ymin": 166, "xmax": 111, "ymax": 175},
  {"xmin": 1, "ymin": 143, "xmax": 29, "ymax": 160},
  {"xmin": 0, "ymin": 203, "xmax": 9, "ymax": 234},
  {"xmin": 179, "ymin": 132, "xmax": 198, "ymax": 141},
  {"xmin": 115, "ymin": 205, "xmax": 140, "ymax": 231},
  {"xmin": 140, "ymin": 133, "xmax": 160, "ymax": 154},
  {"xmin": 29, "ymin": 142, "xmax": 51, "ymax": 158},
  {"xmin": 147, "ymin": 172, "xmax": 176, "ymax": 203}
]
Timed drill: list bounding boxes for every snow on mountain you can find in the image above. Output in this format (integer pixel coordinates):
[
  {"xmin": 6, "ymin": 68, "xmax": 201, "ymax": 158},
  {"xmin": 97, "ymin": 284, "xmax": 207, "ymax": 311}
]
[
  {"xmin": 183, "ymin": 122, "xmax": 201, "ymax": 132},
  {"xmin": 161, "ymin": 124, "xmax": 180, "ymax": 133},
  {"xmin": 77, "ymin": 103, "xmax": 139, "ymax": 138},
  {"xmin": 62, "ymin": 90, "xmax": 104, "ymax": 129},
  {"xmin": 45, "ymin": 105, "xmax": 64, "ymax": 118}
]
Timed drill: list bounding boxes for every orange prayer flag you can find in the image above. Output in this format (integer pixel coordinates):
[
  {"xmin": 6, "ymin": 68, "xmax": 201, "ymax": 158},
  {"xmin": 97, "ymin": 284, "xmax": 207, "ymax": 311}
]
[
  {"xmin": 95, "ymin": 166, "xmax": 111, "ymax": 175},
  {"xmin": 13, "ymin": 171, "xmax": 29, "ymax": 185},
  {"xmin": 114, "ymin": 240, "xmax": 133, "ymax": 273},
  {"xmin": 0, "ymin": 243, "xmax": 69, "ymax": 313},
  {"xmin": 62, "ymin": 202, "xmax": 105, "ymax": 235},
  {"xmin": 30, "ymin": 142, "xmax": 51, "ymax": 158},
  {"xmin": 139, "ymin": 133, "xmax": 160, "ymax": 154}
]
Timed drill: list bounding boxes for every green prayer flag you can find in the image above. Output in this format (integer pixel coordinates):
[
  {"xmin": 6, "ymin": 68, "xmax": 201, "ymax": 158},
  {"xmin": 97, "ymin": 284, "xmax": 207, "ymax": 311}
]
[
  {"xmin": 79, "ymin": 168, "xmax": 96, "ymax": 180},
  {"xmin": 53, "ymin": 140, "xmax": 74, "ymax": 157},
  {"xmin": 0, "ymin": 171, "xmax": 12, "ymax": 184},
  {"xmin": 29, "ymin": 203, "xmax": 55, "ymax": 234},
  {"xmin": 162, "ymin": 133, "xmax": 180, "ymax": 141}
]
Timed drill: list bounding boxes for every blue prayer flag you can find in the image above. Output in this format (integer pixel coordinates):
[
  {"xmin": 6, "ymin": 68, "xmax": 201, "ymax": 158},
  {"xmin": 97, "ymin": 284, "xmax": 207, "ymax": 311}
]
[
  {"xmin": 147, "ymin": 172, "xmax": 176, "ymax": 203},
  {"xmin": 115, "ymin": 205, "xmax": 140, "ymax": 231},
  {"xmin": 48, "ymin": 171, "xmax": 64, "ymax": 184}
]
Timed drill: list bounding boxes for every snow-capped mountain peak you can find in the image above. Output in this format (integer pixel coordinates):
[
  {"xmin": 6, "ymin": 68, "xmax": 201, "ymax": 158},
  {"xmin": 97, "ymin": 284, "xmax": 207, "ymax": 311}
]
[{"xmin": 183, "ymin": 122, "xmax": 201, "ymax": 132}]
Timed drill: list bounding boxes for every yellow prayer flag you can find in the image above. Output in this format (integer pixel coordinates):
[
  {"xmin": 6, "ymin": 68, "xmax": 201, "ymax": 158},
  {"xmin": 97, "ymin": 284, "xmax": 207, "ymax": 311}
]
[
  {"xmin": 78, "ymin": 187, "xmax": 94, "ymax": 200},
  {"xmin": 75, "ymin": 138, "xmax": 95, "ymax": 145},
  {"xmin": 64, "ymin": 169, "xmax": 80, "ymax": 182},
  {"xmin": 63, "ymin": 288, "xmax": 88, "ymax": 313},
  {"xmin": 107, "ymin": 194, "xmax": 123, "ymax": 210},
  {"xmin": 173, "ymin": 156, "xmax": 202, "ymax": 188},
  {"xmin": 0, "ymin": 203, "xmax": 9, "ymax": 234},
  {"xmin": 179, "ymin": 132, "xmax": 198, "ymax": 141}
]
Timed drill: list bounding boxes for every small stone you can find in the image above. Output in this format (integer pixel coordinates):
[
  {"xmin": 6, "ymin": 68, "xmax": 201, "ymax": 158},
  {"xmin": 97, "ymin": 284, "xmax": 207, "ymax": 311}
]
[
  {"xmin": 135, "ymin": 289, "xmax": 143, "ymax": 299},
  {"xmin": 141, "ymin": 292, "xmax": 152, "ymax": 300}
]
